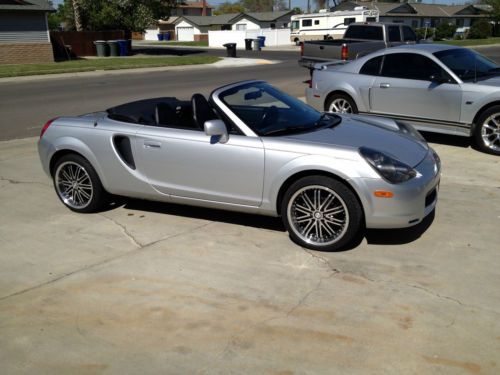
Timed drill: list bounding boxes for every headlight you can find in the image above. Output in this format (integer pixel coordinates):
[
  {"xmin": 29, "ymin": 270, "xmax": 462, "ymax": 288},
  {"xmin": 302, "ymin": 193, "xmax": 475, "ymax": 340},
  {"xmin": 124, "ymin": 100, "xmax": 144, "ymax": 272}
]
[
  {"xmin": 431, "ymin": 148, "xmax": 441, "ymax": 173},
  {"xmin": 359, "ymin": 147, "xmax": 417, "ymax": 184}
]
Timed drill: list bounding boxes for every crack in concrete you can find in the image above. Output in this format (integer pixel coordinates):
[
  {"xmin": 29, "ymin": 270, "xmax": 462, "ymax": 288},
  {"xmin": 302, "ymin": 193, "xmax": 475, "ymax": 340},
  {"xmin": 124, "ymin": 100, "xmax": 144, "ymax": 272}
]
[
  {"xmin": 0, "ymin": 221, "xmax": 214, "ymax": 303},
  {"xmin": 0, "ymin": 175, "xmax": 51, "ymax": 188},
  {"xmin": 98, "ymin": 214, "xmax": 144, "ymax": 248}
]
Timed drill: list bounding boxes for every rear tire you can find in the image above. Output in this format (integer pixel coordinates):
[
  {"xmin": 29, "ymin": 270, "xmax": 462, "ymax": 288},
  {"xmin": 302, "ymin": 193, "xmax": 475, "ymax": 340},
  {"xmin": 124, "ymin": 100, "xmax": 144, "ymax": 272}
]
[
  {"xmin": 52, "ymin": 154, "xmax": 108, "ymax": 213},
  {"xmin": 325, "ymin": 93, "xmax": 358, "ymax": 114},
  {"xmin": 474, "ymin": 106, "xmax": 500, "ymax": 155},
  {"xmin": 281, "ymin": 176, "xmax": 364, "ymax": 251}
]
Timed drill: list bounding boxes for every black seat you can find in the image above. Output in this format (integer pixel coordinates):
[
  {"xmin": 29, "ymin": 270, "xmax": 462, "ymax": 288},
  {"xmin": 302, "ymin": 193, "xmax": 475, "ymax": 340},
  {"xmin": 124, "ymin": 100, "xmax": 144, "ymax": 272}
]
[
  {"xmin": 191, "ymin": 93, "xmax": 216, "ymax": 130},
  {"xmin": 155, "ymin": 102, "xmax": 178, "ymax": 127}
]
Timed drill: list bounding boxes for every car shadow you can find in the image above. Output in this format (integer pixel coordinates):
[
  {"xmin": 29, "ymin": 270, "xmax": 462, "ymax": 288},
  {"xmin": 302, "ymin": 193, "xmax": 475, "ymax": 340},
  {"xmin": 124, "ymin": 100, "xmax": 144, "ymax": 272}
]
[
  {"xmin": 119, "ymin": 197, "xmax": 286, "ymax": 232},
  {"xmin": 420, "ymin": 131, "xmax": 472, "ymax": 149},
  {"xmin": 107, "ymin": 197, "xmax": 436, "ymax": 251},
  {"xmin": 364, "ymin": 209, "xmax": 436, "ymax": 246}
]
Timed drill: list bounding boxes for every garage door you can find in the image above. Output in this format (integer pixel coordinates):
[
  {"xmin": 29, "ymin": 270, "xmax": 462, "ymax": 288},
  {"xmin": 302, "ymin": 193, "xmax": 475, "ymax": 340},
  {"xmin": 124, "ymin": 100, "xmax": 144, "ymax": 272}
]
[{"xmin": 177, "ymin": 27, "xmax": 194, "ymax": 41}]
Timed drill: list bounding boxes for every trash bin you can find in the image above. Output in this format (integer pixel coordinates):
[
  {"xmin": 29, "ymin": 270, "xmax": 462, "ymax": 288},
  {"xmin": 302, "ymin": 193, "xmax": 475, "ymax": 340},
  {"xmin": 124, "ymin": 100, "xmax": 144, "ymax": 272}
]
[
  {"xmin": 244, "ymin": 38, "xmax": 253, "ymax": 51},
  {"xmin": 223, "ymin": 43, "xmax": 237, "ymax": 58},
  {"xmin": 252, "ymin": 39, "xmax": 261, "ymax": 51},
  {"xmin": 117, "ymin": 39, "xmax": 128, "ymax": 56},
  {"xmin": 257, "ymin": 36, "xmax": 266, "ymax": 48},
  {"xmin": 107, "ymin": 40, "xmax": 119, "ymax": 57},
  {"xmin": 164, "ymin": 32, "xmax": 171, "ymax": 41},
  {"xmin": 157, "ymin": 33, "xmax": 164, "ymax": 41},
  {"xmin": 94, "ymin": 40, "xmax": 108, "ymax": 57}
]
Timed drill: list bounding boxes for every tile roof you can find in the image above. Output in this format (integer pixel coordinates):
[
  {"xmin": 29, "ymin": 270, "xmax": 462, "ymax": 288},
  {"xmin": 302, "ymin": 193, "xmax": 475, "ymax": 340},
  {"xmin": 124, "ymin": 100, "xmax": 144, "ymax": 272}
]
[
  {"xmin": 0, "ymin": 0, "xmax": 54, "ymax": 11},
  {"xmin": 180, "ymin": 13, "xmax": 239, "ymax": 26}
]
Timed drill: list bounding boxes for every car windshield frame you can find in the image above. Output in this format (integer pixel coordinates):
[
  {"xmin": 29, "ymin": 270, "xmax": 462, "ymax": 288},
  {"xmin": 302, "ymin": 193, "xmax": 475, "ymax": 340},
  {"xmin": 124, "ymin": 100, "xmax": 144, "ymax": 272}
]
[
  {"xmin": 434, "ymin": 48, "xmax": 499, "ymax": 81},
  {"xmin": 218, "ymin": 81, "xmax": 341, "ymax": 137}
]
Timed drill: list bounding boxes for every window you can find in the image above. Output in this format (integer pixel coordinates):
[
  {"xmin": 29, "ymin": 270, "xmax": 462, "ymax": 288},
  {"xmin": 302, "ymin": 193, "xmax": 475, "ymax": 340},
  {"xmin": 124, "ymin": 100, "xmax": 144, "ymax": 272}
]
[
  {"xmin": 381, "ymin": 53, "xmax": 446, "ymax": 81},
  {"xmin": 344, "ymin": 25, "xmax": 383, "ymax": 40},
  {"xmin": 291, "ymin": 20, "xmax": 299, "ymax": 30},
  {"xmin": 455, "ymin": 19, "xmax": 464, "ymax": 27},
  {"xmin": 236, "ymin": 23, "xmax": 246, "ymax": 31},
  {"xmin": 270, "ymin": 23, "xmax": 276, "ymax": 29},
  {"xmin": 314, "ymin": 20, "xmax": 320, "ymax": 25},
  {"xmin": 402, "ymin": 26, "xmax": 417, "ymax": 41},
  {"xmin": 343, "ymin": 18, "xmax": 355, "ymax": 26},
  {"xmin": 360, "ymin": 56, "xmax": 383, "ymax": 76},
  {"xmin": 366, "ymin": 17, "xmax": 377, "ymax": 22},
  {"xmin": 411, "ymin": 20, "xmax": 419, "ymax": 29},
  {"xmin": 302, "ymin": 19, "xmax": 312, "ymax": 27},
  {"xmin": 388, "ymin": 26, "xmax": 401, "ymax": 42},
  {"xmin": 392, "ymin": 20, "xmax": 404, "ymax": 24}
]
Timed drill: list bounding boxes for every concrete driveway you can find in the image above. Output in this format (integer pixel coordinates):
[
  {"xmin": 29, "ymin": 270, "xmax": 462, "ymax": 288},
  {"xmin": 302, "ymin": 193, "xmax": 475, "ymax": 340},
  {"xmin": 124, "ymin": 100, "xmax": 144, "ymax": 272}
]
[{"xmin": 0, "ymin": 137, "xmax": 499, "ymax": 374}]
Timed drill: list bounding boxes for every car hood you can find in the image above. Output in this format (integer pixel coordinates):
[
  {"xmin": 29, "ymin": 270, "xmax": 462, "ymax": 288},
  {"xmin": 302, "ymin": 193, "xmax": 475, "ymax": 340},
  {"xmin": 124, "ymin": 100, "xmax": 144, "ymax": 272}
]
[{"xmin": 278, "ymin": 115, "xmax": 429, "ymax": 167}]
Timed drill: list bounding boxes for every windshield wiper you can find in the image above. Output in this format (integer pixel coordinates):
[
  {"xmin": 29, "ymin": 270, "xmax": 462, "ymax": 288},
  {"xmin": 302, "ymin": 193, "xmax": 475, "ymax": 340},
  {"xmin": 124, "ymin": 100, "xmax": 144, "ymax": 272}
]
[{"xmin": 261, "ymin": 125, "xmax": 314, "ymax": 136}]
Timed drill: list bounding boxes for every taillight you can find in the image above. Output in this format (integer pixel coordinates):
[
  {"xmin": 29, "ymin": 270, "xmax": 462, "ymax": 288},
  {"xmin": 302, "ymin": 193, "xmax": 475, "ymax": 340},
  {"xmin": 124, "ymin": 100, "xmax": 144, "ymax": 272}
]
[
  {"xmin": 300, "ymin": 42, "xmax": 304, "ymax": 56},
  {"xmin": 341, "ymin": 43, "xmax": 348, "ymax": 61},
  {"xmin": 40, "ymin": 117, "xmax": 58, "ymax": 139}
]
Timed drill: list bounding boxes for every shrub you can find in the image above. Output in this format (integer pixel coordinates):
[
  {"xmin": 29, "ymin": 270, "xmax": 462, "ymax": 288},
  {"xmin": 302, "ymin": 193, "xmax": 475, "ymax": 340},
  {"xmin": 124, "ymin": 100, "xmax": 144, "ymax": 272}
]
[
  {"xmin": 435, "ymin": 23, "xmax": 456, "ymax": 40},
  {"xmin": 468, "ymin": 20, "xmax": 492, "ymax": 39},
  {"xmin": 415, "ymin": 27, "xmax": 433, "ymax": 40}
]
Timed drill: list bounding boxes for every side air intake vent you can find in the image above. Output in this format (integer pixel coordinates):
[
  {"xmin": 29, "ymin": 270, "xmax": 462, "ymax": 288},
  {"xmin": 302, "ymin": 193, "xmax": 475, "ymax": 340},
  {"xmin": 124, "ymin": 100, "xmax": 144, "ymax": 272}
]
[{"xmin": 113, "ymin": 136, "xmax": 136, "ymax": 170}]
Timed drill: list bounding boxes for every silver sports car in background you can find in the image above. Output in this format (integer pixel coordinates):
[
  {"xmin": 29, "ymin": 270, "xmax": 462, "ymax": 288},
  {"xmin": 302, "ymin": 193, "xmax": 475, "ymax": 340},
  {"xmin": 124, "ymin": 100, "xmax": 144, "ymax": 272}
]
[
  {"xmin": 306, "ymin": 44, "xmax": 500, "ymax": 155},
  {"xmin": 38, "ymin": 80, "xmax": 440, "ymax": 251}
]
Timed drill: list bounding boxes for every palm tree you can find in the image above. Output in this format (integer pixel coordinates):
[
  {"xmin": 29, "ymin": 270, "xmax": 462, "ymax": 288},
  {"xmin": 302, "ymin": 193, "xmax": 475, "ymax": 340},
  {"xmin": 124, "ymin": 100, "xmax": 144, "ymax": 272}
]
[{"xmin": 72, "ymin": 0, "xmax": 83, "ymax": 31}]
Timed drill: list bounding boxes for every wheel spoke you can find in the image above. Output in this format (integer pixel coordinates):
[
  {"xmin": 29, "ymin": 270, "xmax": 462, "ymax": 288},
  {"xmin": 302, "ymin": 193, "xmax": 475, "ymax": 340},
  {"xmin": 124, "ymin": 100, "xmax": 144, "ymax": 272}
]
[
  {"xmin": 325, "ymin": 217, "xmax": 345, "ymax": 226},
  {"xmin": 79, "ymin": 188, "xmax": 91, "ymax": 200},
  {"xmin": 302, "ymin": 192, "xmax": 315, "ymax": 211},
  {"xmin": 319, "ymin": 193, "xmax": 335, "ymax": 210},
  {"xmin": 319, "ymin": 221, "xmax": 334, "ymax": 236}
]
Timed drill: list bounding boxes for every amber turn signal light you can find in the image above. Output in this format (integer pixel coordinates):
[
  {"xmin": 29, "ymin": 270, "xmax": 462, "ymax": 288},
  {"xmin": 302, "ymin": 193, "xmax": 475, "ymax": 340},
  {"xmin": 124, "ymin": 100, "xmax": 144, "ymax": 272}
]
[{"xmin": 374, "ymin": 190, "xmax": 394, "ymax": 198}]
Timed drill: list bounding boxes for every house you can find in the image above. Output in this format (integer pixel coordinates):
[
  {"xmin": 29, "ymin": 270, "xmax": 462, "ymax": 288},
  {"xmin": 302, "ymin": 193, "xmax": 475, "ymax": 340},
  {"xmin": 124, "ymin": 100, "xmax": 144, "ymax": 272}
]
[
  {"xmin": 231, "ymin": 11, "xmax": 294, "ymax": 31},
  {"xmin": 175, "ymin": 11, "xmax": 294, "ymax": 41},
  {"xmin": 0, "ymin": 0, "xmax": 55, "ymax": 64},
  {"xmin": 171, "ymin": 1, "xmax": 213, "ymax": 17},
  {"xmin": 331, "ymin": 2, "xmax": 491, "ymax": 29},
  {"xmin": 144, "ymin": 17, "xmax": 179, "ymax": 41}
]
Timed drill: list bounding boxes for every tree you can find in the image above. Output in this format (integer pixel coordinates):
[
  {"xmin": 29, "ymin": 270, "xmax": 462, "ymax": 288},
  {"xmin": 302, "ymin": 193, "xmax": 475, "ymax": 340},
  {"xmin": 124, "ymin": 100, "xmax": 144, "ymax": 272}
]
[
  {"xmin": 214, "ymin": 2, "xmax": 245, "ymax": 15},
  {"xmin": 468, "ymin": 19, "xmax": 493, "ymax": 39},
  {"xmin": 59, "ymin": 0, "xmax": 178, "ymax": 32},
  {"xmin": 240, "ymin": 0, "xmax": 273, "ymax": 12}
]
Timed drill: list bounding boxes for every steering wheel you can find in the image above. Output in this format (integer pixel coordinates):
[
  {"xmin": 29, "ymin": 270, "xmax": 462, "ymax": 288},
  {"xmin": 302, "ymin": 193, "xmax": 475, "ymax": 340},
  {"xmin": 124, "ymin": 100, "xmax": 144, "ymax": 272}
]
[{"xmin": 260, "ymin": 105, "xmax": 279, "ymax": 130}]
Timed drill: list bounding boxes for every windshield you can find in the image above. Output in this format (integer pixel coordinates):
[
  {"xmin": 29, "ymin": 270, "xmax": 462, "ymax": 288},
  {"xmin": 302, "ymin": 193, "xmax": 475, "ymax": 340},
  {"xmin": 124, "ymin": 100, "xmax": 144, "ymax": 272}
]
[
  {"xmin": 219, "ymin": 82, "xmax": 340, "ymax": 136},
  {"xmin": 434, "ymin": 48, "xmax": 499, "ymax": 81},
  {"xmin": 291, "ymin": 20, "xmax": 299, "ymax": 31}
]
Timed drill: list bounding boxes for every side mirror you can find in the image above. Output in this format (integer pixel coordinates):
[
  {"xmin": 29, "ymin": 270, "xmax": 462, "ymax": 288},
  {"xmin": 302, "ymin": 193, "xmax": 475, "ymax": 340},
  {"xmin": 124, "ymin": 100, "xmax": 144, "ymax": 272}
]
[{"xmin": 204, "ymin": 119, "xmax": 228, "ymax": 144}]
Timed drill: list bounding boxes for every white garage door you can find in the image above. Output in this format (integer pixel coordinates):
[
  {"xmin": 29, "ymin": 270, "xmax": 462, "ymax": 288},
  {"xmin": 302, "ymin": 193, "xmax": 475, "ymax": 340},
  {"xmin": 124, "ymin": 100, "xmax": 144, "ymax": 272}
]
[{"xmin": 177, "ymin": 27, "xmax": 194, "ymax": 41}]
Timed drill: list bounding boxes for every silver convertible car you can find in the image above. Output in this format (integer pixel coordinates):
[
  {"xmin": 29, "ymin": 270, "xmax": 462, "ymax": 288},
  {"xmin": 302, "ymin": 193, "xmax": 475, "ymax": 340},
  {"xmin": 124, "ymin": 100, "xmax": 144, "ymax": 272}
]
[
  {"xmin": 306, "ymin": 44, "xmax": 500, "ymax": 155},
  {"xmin": 38, "ymin": 81, "xmax": 440, "ymax": 251}
]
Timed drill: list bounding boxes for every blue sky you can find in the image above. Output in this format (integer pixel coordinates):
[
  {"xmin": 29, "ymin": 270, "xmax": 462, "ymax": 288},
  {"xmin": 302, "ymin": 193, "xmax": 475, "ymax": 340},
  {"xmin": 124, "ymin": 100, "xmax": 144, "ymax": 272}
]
[{"xmin": 51, "ymin": 0, "xmax": 471, "ymax": 11}]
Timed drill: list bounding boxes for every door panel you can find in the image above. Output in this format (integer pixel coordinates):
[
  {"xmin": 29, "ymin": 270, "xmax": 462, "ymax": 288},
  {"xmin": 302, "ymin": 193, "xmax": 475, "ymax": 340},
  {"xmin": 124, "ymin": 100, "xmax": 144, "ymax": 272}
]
[
  {"xmin": 370, "ymin": 77, "xmax": 462, "ymax": 124},
  {"xmin": 135, "ymin": 126, "xmax": 265, "ymax": 206}
]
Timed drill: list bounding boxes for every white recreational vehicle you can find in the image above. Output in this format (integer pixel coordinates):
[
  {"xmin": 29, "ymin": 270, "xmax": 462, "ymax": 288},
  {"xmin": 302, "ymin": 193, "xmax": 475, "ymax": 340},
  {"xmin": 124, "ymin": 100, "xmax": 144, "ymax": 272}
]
[{"xmin": 290, "ymin": 7, "xmax": 379, "ymax": 43}]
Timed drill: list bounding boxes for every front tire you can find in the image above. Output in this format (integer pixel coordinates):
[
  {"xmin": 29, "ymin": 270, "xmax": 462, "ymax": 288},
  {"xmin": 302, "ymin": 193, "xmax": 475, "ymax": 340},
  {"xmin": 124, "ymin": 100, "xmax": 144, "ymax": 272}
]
[
  {"xmin": 53, "ymin": 154, "xmax": 107, "ymax": 213},
  {"xmin": 474, "ymin": 106, "xmax": 500, "ymax": 155},
  {"xmin": 281, "ymin": 176, "xmax": 364, "ymax": 251},
  {"xmin": 325, "ymin": 93, "xmax": 358, "ymax": 114}
]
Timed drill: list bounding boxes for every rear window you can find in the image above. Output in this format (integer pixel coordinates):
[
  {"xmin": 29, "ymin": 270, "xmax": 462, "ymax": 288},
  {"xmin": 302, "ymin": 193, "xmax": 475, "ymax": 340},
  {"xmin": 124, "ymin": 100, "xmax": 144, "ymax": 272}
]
[
  {"xmin": 344, "ymin": 25, "xmax": 383, "ymax": 40},
  {"xmin": 388, "ymin": 26, "xmax": 401, "ymax": 42},
  {"xmin": 402, "ymin": 26, "xmax": 417, "ymax": 41}
]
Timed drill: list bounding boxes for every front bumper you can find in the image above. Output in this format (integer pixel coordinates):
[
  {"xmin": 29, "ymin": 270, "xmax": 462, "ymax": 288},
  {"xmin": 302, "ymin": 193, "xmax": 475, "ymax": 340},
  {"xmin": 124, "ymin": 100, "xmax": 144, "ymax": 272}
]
[{"xmin": 352, "ymin": 150, "xmax": 440, "ymax": 229}]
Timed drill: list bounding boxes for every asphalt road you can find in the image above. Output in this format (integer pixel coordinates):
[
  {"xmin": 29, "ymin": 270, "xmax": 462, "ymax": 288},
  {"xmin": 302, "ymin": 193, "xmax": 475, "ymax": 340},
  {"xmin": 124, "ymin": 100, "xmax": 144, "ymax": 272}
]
[{"xmin": 1, "ymin": 45, "xmax": 499, "ymax": 141}]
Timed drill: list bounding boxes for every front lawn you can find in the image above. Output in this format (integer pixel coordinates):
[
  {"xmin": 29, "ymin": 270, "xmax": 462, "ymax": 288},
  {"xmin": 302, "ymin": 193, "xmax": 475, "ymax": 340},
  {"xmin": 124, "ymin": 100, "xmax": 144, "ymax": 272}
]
[
  {"xmin": 439, "ymin": 37, "xmax": 500, "ymax": 47},
  {"xmin": 0, "ymin": 55, "xmax": 220, "ymax": 78},
  {"xmin": 143, "ymin": 41, "xmax": 209, "ymax": 47}
]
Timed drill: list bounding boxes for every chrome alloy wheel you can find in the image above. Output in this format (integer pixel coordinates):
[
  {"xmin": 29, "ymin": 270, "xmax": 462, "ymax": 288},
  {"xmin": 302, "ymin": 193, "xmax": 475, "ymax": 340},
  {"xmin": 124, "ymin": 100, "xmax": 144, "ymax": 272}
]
[
  {"xmin": 55, "ymin": 161, "xmax": 93, "ymax": 209},
  {"xmin": 481, "ymin": 114, "xmax": 500, "ymax": 152},
  {"xmin": 287, "ymin": 185, "xmax": 349, "ymax": 246},
  {"xmin": 329, "ymin": 98, "xmax": 353, "ymax": 113}
]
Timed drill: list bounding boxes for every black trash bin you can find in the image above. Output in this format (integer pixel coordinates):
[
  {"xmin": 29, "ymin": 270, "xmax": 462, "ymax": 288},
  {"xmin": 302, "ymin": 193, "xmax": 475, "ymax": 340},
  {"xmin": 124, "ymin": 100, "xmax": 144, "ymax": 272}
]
[
  {"xmin": 94, "ymin": 40, "xmax": 108, "ymax": 57},
  {"xmin": 223, "ymin": 43, "xmax": 237, "ymax": 57},
  {"xmin": 244, "ymin": 38, "xmax": 253, "ymax": 51},
  {"xmin": 107, "ymin": 40, "xmax": 119, "ymax": 57}
]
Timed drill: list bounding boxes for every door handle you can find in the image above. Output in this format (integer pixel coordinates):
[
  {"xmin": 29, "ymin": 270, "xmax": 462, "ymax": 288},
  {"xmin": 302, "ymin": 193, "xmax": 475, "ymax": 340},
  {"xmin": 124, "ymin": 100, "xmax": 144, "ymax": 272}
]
[
  {"xmin": 379, "ymin": 83, "xmax": 390, "ymax": 89},
  {"xmin": 144, "ymin": 141, "xmax": 161, "ymax": 149}
]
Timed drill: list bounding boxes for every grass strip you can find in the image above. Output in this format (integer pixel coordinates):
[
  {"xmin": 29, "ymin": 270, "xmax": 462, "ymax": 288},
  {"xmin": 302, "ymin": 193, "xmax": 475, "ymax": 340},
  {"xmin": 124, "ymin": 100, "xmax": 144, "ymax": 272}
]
[
  {"xmin": 0, "ymin": 56, "xmax": 220, "ymax": 78},
  {"xmin": 439, "ymin": 37, "xmax": 500, "ymax": 47}
]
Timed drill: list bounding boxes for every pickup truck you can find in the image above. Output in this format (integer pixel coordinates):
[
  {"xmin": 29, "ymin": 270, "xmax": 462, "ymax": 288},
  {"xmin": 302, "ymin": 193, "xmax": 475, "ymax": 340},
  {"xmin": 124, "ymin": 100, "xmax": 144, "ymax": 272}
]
[{"xmin": 299, "ymin": 22, "xmax": 419, "ymax": 69}]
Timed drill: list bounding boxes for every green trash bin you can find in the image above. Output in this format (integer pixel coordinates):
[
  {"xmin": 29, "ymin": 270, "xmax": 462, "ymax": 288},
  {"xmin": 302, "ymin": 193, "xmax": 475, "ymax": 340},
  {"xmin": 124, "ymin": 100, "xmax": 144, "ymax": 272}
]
[
  {"xmin": 107, "ymin": 40, "xmax": 119, "ymax": 57},
  {"xmin": 94, "ymin": 40, "xmax": 108, "ymax": 57}
]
